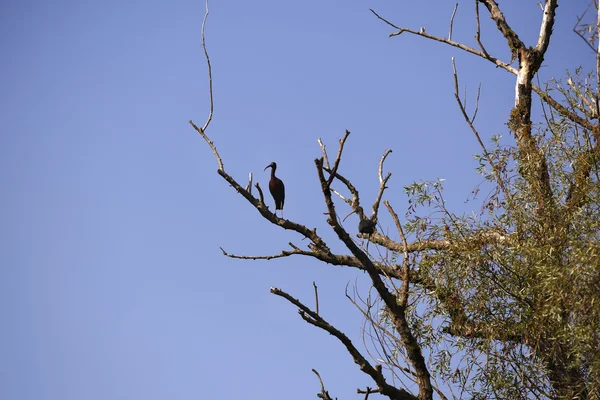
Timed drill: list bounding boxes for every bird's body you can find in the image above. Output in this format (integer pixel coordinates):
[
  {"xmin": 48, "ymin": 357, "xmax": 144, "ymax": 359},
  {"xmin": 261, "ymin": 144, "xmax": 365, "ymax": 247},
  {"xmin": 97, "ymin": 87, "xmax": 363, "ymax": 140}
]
[
  {"xmin": 264, "ymin": 162, "xmax": 285, "ymax": 216},
  {"xmin": 358, "ymin": 218, "xmax": 376, "ymax": 235}
]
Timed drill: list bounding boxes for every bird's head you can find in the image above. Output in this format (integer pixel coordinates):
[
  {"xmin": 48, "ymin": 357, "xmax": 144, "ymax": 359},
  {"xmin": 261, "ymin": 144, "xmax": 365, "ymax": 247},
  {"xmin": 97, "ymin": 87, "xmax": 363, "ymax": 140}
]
[{"xmin": 264, "ymin": 162, "xmax": 277, "ymax": 171}]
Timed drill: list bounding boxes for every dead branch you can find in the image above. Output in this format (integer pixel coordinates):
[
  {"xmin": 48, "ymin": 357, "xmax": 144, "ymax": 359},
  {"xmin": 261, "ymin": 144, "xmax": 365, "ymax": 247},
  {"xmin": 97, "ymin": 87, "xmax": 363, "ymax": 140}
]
[
  {"xmin": 317, "ymin": 138, "xmax": 331, "ymax": 169},
  {"xmin": 478, "ymin": 0, "xmax": 523, "ymax": 62},
  {"xmin": 245, "ymin": 172, "xmax": 253, "ymax": 194},
  {"xmin": 216, "ymin": 169, "xmax": 331, "ymax": 252},
  {"xmin": 370, "ymin": 3, "xmax": 596, "ymax": 134},
  {"xmin": 474, "ymin": 0, "xmax": 489, "ymax": 57},
  {"xmin": 190, "ymin": 120, "xmax": 224, "ymax": 171},
  {"xmin": 573, "ymin": 4, "xmax": 597, "ymax": 52},
  {"xmin": 222, "ymin": 239, "xmax": 404, "ymax": 279},
  {"xmin": 312, "ymin": 369, "xmax": 335, "ymax": 400},
  {"xmin": 271, "ymin": 287, "xmax": 418, "ymax": 400},
  {"xmin": 315, "ymin": 155, "xmax": 434, "ymax": 400},
  {"xmin": 324, "ymin": 167, "xmax": 360, "ymax": 208},
  {"xmin": 384, "ymin": 201, "xmax": 410, "ymax": 307},
  {"xmin": 326, "ymin": 130, "xmax": 351, "ymax": 188},
  {"xmin": 188, "ymin": 0, "xmax": 218, "ymax": 167},
  {"xmin": 200, "ymin": 0, "xmax": 214, "ymax": 131},
  {"xmin": 254, "ymin": 182, "xmax": 265, "ymax": 205},
  {"xmin": 313, "ymin": 281, "xmax": 320, "ymax": 315},
  {"xmin": 368, "ymin": 230, "xmax": 512, "ymax": 253},
  {"xmin": 369, "ymin": 8, "xmax": 517, "ymax": 74},
  {"xmin": 452, "ymin": 58, "xmax": 512, "ymax": 205},
  {"xmin": 371, "ymin": 149, "xmax": 392, "ymax": 221},
  {"xmin": 448, "ymin": 3, "xmax": 458, "ymax": 41}
]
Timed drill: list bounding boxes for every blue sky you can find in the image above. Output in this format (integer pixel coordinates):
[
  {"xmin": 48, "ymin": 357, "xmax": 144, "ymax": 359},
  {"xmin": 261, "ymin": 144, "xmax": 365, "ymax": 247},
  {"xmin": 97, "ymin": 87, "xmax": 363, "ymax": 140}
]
[{"xmin": 1, "ymin": 0, "xmax": 595, "ymax": 399}]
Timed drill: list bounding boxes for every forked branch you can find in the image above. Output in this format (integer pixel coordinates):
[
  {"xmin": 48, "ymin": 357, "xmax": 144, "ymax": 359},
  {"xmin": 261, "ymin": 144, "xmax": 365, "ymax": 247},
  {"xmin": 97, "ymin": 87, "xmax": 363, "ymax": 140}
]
[{"xmin": 271, "ymin": 287, "xmax": 418, "ymax": 400}]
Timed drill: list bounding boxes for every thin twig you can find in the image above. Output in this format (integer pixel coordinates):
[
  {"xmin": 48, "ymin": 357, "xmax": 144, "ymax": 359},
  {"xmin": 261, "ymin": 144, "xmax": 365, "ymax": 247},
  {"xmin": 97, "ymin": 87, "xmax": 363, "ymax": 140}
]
[
  {"xmin": 573, "ymin": 4, "xmax": 596, "ymax": 52},
  {"xmin": 190, "ymin": 120, "xmax": 224, "ymax": 170},
  {"xmin": 369, "ymin": 8, "xmax": 516, "ymax": 74},
  {"xmin": 474, "ymin": 0, "xmax": 490, "ymax": 57},
  {"xmin": 313, "ymin": 281, "xmax": 320, "ymax": 315},
  {"xmin": 312, "ymin": 369, "xmax": 334, "ymax": 400},
  {"xmin": 449, "ymin": 3, "xmax": 458, "ymax": 41},
  {"xmin": 371, "ymin": 149, "xmax": 392, "ymax": 221},
  {"xmin": 471, "ymin": 83, "xmax": 482, "ymax": 123},
  {"xmin": 324, "ymin": 167, "xmax": 360, "ymax": 208},
  {"xmin": 221, "ymin": 245, "xmax": 306, "ymax": 261},
  {"xmin": 567, "ymin": 77, "xmax": 596, "ymax": 117},
  {"xmin": 201, "ymin": 0, "xmax": 213, "ymax": 132},
  {"xmin": 245, "ymin": 172, "xmax": 253, "ymax": 194},
  {"xmin": 254, "ymin": 182, "xmax": 265, "ymax": 205},
  {"xmin": 317, "ymin": 138, "xmax": 331, "ymax": 169},
  {"xmin": 326, "ymin": 130, "xmax": 351, "ymax": 187},
  {"xmin": 452, "ymin": 57, "xmax": 512, "ymax": 207},
  {"xmin": 371, "ymin": 5, "xmax": 595, "ymax": 133},
  {"xmin": 384, "ymin": 200, "xmax": 410, "ymax": 307}
]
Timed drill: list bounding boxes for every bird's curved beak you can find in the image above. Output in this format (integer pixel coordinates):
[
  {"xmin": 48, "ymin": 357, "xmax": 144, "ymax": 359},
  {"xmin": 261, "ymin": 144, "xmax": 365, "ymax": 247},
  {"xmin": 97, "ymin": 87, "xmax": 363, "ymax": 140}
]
[
  {"xmin": 264, "ymin": 164, "xmax": 271, "ymax": 171},
  {"xmin": 343, "ymin": 209, "xmax": 357, "ymax": 222}
]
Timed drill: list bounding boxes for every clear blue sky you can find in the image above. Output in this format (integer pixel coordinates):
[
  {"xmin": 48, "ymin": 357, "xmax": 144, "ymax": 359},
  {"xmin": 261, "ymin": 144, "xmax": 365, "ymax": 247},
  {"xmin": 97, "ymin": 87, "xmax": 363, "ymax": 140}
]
[{"xmin": 1, "ymin": 1, "xmax": 594, "ymax": 399}]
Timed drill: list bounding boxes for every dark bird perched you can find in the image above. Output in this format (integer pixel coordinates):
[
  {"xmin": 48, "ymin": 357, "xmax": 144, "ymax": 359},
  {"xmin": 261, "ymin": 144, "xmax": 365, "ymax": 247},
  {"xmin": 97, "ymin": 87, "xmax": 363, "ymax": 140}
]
[
  {"xmin": 357, "ymin": 206, "xmax": 376, "ymax": 235},
  {"xmin": 264, "ymin": 162, "xmax": 285, "ymax": 217},
  {"xmin": 358, "ymin": 218, "xmax": 376, "ymax": 235},
  {"xmin": 343, "ymin": 206, "xmax": 377, "ymax": 235},
  {"xmin": 342, "ymin": 206, "xmax": 377, "ymax": 252}
]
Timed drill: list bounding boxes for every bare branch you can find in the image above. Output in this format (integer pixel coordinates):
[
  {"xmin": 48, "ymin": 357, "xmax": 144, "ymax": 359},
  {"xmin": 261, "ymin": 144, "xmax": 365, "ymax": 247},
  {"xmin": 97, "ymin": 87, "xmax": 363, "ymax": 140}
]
[
  {"xmin": 371, "ymin": 149, "xmax": 392, "ymax": 221},
  {"xmin": 573, "ymin": 4, "xmax": 596, "ymax": 52},
  {"xmin": 448, "ymin": 3, "xmax": 458, "ymax": 41},
  {"xmin": 255, "ymin": 182, "xmax": 265, "ymax": 205},
  {"xmin": 223, "ymin": 238, "xmax": 404, "ymax": 279},
  {"xmin": 369, "ymin": 8, "xmax": 517, "ymax": 75},
  {"xmin": 220, "ymin": 244, "xmax": 308, "ymax": 261},
  {"xmin": 272, "ymin": 287, "xmax": 418, "ymax": 400},
  {"xmin": 378, "ymin": 149, "xmax": 393, "ymax": 185},
  {"xmin": 324, "ymin": 167, "xmax": 360, "ymax": 208},
  {"xmin": 313, "ymin": 281, "xmax": 320, "ymax": 315},
  {"xmin": 201, "ymin": 0, "xmax": 214, "ymax": 132},
  {"xmin": 452, "ymin": 57, "xmax": 512, "ymax": 205},
  {"xmin": 216, "ymin": 169, "xmax": 331, "ymax": 251},
  {"xmin": 368, "ymin": 230, "xmax": 513, "ymax": 253},
  {"xmin": 535, "ymin": 0, "xmax": 558, "ymax": 56},
  {"xmin": 312, "ymin": 369, "xmax": 334, "ymax": 400},
  {"xmin": 475, "ymin": 0, "xmax": 490, "ymax": 57},
  {"xmin": 384, "ymin": 200, "xmax": 410, "ymax": 307},
  {"xmin": 478, "ymin": 0, "xmax": 524, "ymax": 62},
  {"xmin": 358, "ymin": 388, "xmax": 380, "ymax": 396},
  {"xmin": 190, "ymin": 119, "xmax": 224, "ymax": 170},
  {"xmin": 370, "ymin": 4, "xmax": 595, "ymax": 133},
  {"xmin": 317, "ymin": 138, "xmax": 331, "ymax": 169},
  {"xmin": 326, "ymin": 130, "xmax": 351, "ymax": 188},
  {"xmin": 245, "ymin": 172, "xmax": 253, "ymax": 194},
  {"xmin": 315, "ymin": 156, "xmax": 434, "ymax": 400}
]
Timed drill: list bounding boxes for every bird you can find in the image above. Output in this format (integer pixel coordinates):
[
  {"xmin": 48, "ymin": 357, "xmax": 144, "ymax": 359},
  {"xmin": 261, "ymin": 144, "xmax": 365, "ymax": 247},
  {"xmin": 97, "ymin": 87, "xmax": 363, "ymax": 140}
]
[
  {"xmin": 264, "ymin": 162, "xmax": 285, "ymax": 217},
  {"xmin": 358, "ymin": 218, "xmax": 376, "ymax": 235},
  {"xmin": 343, "ymin": 206, "xmax": 376, "ymax": 235}
]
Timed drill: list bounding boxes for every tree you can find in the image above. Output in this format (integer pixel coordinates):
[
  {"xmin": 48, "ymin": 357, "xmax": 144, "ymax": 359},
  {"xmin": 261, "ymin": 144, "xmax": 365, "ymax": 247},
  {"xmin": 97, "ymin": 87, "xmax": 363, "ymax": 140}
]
[{"xmin": 192, "ymin": 1, "xmax": 600, "ymax": 398}]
